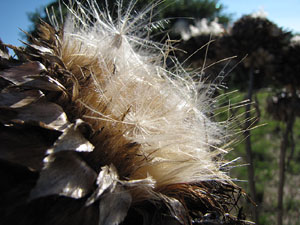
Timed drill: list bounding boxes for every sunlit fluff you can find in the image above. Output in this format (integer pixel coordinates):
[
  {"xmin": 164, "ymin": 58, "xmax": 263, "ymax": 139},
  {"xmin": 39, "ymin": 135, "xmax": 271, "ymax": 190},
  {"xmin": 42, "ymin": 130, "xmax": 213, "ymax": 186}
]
[{"xmin": 59, "ymin": 0, "xmax": 232, "ymax": 194}]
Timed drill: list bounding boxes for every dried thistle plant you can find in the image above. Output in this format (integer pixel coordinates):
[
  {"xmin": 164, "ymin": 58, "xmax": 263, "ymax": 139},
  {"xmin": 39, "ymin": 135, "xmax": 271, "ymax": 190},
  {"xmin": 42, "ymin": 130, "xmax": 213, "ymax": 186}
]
[{"xmin": 0, "ymin": 1, "xmax": 252, "ymax": 225}]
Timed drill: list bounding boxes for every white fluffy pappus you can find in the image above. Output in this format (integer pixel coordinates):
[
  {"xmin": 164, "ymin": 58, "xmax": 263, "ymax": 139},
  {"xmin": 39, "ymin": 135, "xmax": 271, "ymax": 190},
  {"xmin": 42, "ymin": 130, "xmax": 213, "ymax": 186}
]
[{"xmin": 50, "ymin": 0, "xmax": 236, "ymax": 199}]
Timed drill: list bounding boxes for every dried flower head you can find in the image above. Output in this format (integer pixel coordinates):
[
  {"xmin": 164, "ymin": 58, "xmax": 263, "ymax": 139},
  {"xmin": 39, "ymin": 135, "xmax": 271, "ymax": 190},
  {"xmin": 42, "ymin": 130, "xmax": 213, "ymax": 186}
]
[{"xmin": 0, "ymin": 1, "xmax": 250, "ymax": 225}]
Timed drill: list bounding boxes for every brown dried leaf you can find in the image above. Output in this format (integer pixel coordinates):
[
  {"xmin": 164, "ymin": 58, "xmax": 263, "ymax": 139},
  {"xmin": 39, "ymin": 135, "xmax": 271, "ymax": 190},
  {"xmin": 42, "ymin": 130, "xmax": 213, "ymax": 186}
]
[
  {"xmin": 21, "ymin": 75, "xmax": 67, "ymax": 92},
  {"xmin": 98, "ymin": 184, "xmax": 132, "ymax": 225},
  {"xmin": 23, "ymin": 41, "xmax": 65, "ymax": 68},
  {"xmin": 30, "ymin": 151, "xmax": 97, "ymax": 200},
  {"xmin": 86, "ymin": 164, "xmax": 132, "ymax": 225},
  {"xmin": 4, "ymin": 44, "xmax": 28, "ymax": 62},
  {"xmin": 47, "ymin": 119, "xmax": 94, "ymax": 154},
  {"xmin": 37, "ymin": 20, "xmax": 59, "ymax": 45},
  {"xmin": 42, "ymin": 53, "xmax": 65, "ymax": 68},
  {"xmin": 0, "ymin": 42, "xmax": 22, "ymax": 72},
  {"xmin": 0, "ymin": 124, "xmax": 60, "ymax": 171},
  {"xmin": 28, "ymin": 44, "xmax": 53, "ymax": 54},
  {"xmin": 0, "ymin": 90, "xmax": 43, "ymax": 108},
  {"xmin": 0, "ymin": 57, "xmax": 19, "ymax": 71},
  {"xmin": 0, "ymin": 39, "xmax": 10, "ymax": 59},
  {"xmin": 0, "ymin": 61, "xmax": 46, "ymax": 85},
  {"xmin": 86, "ymin": 164, "xmax": 119, "ymax": 206},
  {"xmin": 0, "ymin": 101, "xmax": 69, "ymax": 131},
  {"xmin": 159, "ymin": 194, "xmax": 189, "ymax": 225}
]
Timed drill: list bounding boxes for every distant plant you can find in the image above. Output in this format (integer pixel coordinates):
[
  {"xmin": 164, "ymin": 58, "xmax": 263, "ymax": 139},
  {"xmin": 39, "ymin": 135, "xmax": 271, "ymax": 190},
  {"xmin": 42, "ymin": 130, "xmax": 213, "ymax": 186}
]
[
  {"xmin": 220, "ymin": 14, "xmax": 291, "ymax": 224},
  {"xmin": 266, "ymin": 34, "xmax": 300, "ymax": 225}
]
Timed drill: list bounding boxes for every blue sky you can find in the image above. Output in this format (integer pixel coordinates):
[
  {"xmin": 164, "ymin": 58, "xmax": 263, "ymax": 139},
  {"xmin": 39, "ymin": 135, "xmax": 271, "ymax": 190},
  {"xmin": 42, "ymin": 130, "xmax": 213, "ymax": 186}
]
[
  {"xmin": 221, "ymin": 0, "xmax": 300, "ymax": 32},
  {"xmin": 0, "ymin": 0, "xmax": 54, "ymax": 47},
  {"xmin": 0, "ymin": 0, "xmax": 299, "ymax": 48}
]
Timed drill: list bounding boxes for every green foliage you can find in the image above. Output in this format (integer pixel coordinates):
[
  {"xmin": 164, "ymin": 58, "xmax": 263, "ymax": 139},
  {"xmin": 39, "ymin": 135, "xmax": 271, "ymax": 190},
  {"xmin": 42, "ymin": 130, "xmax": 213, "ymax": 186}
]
[
  {"xmin": 221, "ymin": 90, "xmax": 300, "ymax": 225},
  {"xmin": 160, "ymin": 0, "xmax": 230, "ymax": 24},
  {"xmin": 259, "ymin": 213, "xmax": 273, "ymax": 225}
]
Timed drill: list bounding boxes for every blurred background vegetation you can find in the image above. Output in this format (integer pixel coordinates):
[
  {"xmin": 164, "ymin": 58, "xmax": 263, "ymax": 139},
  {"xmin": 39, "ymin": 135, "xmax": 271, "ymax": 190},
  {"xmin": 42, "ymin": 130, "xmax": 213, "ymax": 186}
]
[{"xmin": 26, "ymin": 1, "xmax": 300, "ymax": 225}]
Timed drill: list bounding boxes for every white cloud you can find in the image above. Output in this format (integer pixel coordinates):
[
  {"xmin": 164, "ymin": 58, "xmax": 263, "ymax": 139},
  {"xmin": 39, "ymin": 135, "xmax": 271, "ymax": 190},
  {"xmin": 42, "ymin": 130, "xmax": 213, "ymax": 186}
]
[{"xmin": 251, "ymin": 7, "xmax": 269, "ymax": 18}]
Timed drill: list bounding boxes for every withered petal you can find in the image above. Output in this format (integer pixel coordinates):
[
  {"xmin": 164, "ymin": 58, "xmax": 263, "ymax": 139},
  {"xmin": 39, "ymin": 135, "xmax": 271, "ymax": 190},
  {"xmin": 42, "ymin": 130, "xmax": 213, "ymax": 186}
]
[
  {"xmin": 47, "ymin": 119, "xmax": 94, "ymax": 154},
  {"xmin": 0, "ymin": 90, "xmax": 44, "ymax": 108},
  {"xmin": 30, "ymin": 151, "xmax": 97, "ymax": 200},
  {"xmin": 21, "ymin": 75, "xmax": 67, "ymax": 92},
  {"xmin": 0, "ymin": 101, "xmax": 69, "ymax": 131},
  {"xmin": 23, "ymin": 42, "xmax": 65, "ymax": 68},
  {"xmin": 159, "ymin": 193, "xmax": 189, "ymax": 225},
  {"xmin": 0, "ymin": 124, "xmax": 60, "ymax": 171},
  {"xmin": 98, "ymin": 185, "xmax": 132, "ymax": 225},
  {"xmin": 0, "ymin": 61, "xmax": 46, "ymax": 85},
  {"xmin": 28, "ymin": 44, "xmax": 53, "ymax": 54},
  {"xmin": 4, "ymin": 44, "xmax": 28, "ymax": 62},
  {"xmin": 0, "ymin": 39, "xmax": 10, "ymax": 60},
  {"xmin": 86, "ymin": 164, "xmax": 119, "ymax": 206}
]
